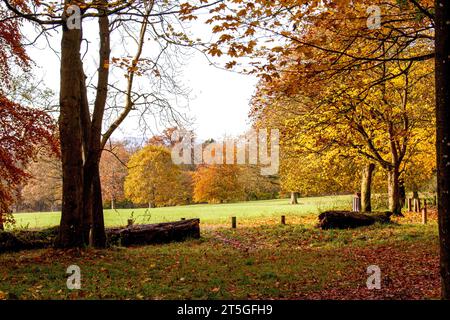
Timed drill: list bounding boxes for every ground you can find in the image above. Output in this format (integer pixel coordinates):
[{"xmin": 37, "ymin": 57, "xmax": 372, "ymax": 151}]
[{"xmin": 0, "ymin": 196, "xmax": 440, "ymax": 300}]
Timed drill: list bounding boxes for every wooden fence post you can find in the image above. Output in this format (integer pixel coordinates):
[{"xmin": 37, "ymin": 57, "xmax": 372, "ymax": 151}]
[
  {"xmin": 232, "ymin": 217, "xmax": 237, "ymax": 229},
  {"xmin": 281, "ymin": 215, "xmax": 286, "ymax": 225}
]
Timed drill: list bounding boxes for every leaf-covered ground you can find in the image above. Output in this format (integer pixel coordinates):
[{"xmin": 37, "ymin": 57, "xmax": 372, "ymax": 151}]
[{"xmin": 0, "ymin": 210, "xmax": 439, "ymax": 300}]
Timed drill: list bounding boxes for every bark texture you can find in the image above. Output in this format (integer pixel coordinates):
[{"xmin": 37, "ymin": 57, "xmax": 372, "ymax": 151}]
[
  {"xmin": 56, "ymin": 10, "xmax": 85, "ymax": 248},
  {"xmin": 361, "ymin": 163, "xmax": 375, "ymax": 212},
  {"xmin": 387, "ymin": 167, "xmax": 402, "ymax": 216},
  {"xmin": 290, "ymin": 192, "xmax": 299, "ymax": 204},
  {"xmin": 435, "ymin": 0, "xmax": 450, "ymax": 300}
]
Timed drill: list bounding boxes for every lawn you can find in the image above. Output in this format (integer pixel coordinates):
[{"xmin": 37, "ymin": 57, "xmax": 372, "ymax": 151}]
[
  {"xmin": 0, "ymin": 195, "xmax": 440, "ymax": 300},
  {"xmin": 11, "ymin": 195, "xmax": 353, "ymax": 229}
]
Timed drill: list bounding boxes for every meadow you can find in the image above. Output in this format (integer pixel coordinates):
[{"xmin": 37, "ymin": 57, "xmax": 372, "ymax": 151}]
[
  {"xmin": 0, "ymin": 195, "xmax": 440, "ymax": 300},
  {"xmin": 11, "ymin": 195, "xmax": 353, "ymax": 229}
]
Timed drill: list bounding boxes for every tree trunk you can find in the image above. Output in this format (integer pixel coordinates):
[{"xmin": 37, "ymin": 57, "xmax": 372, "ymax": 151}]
[
  {"xmin": 290, "ymin": 192, "xmax": 299, "ymax": 204},
  {"xmin": 91, "ymin": 166, "xmax": 106, "ymax": 247},
  {"xmin": 387, "ymin": 167, "xmax": 402, "ymax": 216},
  {"xmin": 0, "ymin": 213, "xmax": 4, "ymax": 231},
  {"xmin": 55, "ymin": 13, "xmax": 85, "ymax": 248},
  {"xmin": 111, "ymin": 198, "xmax": 115, "ymax": 210},
  {"xmin": 435, "ymin": 0, "xmax": 450, "ymax": 300},
  {"xmin": 412, "ymin": 184, "xmax": 419, "ymax": 199},
  {"xmin": 361, "ymin": 163, "xmax": 375, "ymax": 212},
  {"xmin": 80, "ymin": 5, "xmax": 110, "ymax": 248}
]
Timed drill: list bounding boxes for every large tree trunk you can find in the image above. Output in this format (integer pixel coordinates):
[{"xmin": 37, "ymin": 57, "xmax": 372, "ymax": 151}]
[
  {"xmin": 56, "ymin": 12, "xmax": 85, "ymax": 248},
  {"xmin": 387, "ymin": 167, "xmax": 402, "ymax": 216},
  {"xmin": 361, "ymin": 163, "xmax": 375, "ymax": 212},
  {"xmin": 435, "ymin": 0, "xmax": 450, "ymax": 300},
  {"xmin": 290, "ymin": 192, "xmax": 299, "ymax": 204},
  {"xmin": 80, "ymin": 4, "xmax": 110, "ymax": 248},
  {"xmin": 0, "ymin": 213, "xmax": 4, "ymax": 231},
  {"xmin": 91, "ymin": 166, "xmax": 106, "ymax": 247}
]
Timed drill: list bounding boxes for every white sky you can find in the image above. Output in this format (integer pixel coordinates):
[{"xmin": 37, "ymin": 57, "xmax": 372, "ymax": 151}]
[{"xmin": 23, "ymin": 15, "xmax": 259, "ymax": 143}]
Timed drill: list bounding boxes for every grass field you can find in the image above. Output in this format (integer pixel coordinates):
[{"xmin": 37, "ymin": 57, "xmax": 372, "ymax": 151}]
[
  {"xmin": 0, "ymin": 195, "xmax": 440, "ymax": 300},
  {"xmin": 11, "ymin": 195, "xmax": 353, "ymax": 229}
]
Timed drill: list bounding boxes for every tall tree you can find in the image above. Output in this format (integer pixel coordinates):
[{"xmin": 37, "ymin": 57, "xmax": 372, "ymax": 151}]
[
  {"xmin": 124, "ymin": 145, "xmax": 191, "ymax": 207},
  {"xmin": 3, "ymin": 0, "xmax": 221, "ymax": 247},
  {"xmin": 0, "ymin": 5, "xmax": 57, "ymax": 229},
  {"xmin": 99, "ymin": 142, "xmax": 130, "ymax": 209},
  {"xmin": 192, "ymin": 165, "xmax": 244, "ymax": 204},
  {"xmin": 434, "ymin": 0, "xmax": 450, "ymax": 299},
  {"xmin": 21, "ymin": 153, "xmax": 62, "ymax": 212}
]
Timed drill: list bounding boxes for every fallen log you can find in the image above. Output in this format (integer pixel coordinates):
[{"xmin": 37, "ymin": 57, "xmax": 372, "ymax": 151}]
[
  {"xmin": 0, "ymin": 226, "xmax": 58, "ymax": 253},
  {"xmin": 107, "ymin": 219, "xmax": 200, "ymax": 247},
  {"xmin": 0, "ymin": 220, "xmax": 200, "ymax": 253},
  {"xmin": 318, "ymin": 211, "xmax": 392, "ymax": 230}
]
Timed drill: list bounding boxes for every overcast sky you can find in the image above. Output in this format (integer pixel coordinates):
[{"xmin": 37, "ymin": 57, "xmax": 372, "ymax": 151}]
[{"xmin": 23, "ymin": 15, "xmax": 259, "ymax": 144}]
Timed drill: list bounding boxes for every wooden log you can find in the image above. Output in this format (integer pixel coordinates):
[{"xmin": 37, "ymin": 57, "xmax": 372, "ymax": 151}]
[
  {"xmin": 232, "ymin": 217, "xmax": 237, "ymax": 229},
  {"xmin": 0, "ymin": 226, "xmax": 59, "ymax": 253},
  {"xmin": 318, "ymin": 211, "xmax": 392, "ymax": 230},
  {"xmin": 281, "ymin": 215, "xmax": 286, "ymax": 225},
  {"xmin": 107, "ymin": 219, "xmax": 200, "ymax": 247}
]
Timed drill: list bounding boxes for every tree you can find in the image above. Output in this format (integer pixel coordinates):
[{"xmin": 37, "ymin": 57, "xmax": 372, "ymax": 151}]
[
  {"xmin": 99, "ymin": 142, "xmax": 131, "ymax": 209},
  {"xmin": 0, "ymin": 98, "xmax": 58, "ymax": 229},
  {"xmin": 124, "ymin": 145, "xmax": 191, "ymax": 208},
  {"xmin": 239, "ymin": 165, "xmax": 279, "ymax": 201},
  {"xmin": 3, "ymin": 0, "xmax": 222, "ymax": 247},
  {"xmin": 21, "ymin": 153, "xmax": 62, "ymax": 212},
  {"xmin": 208, "ymin": 0, "xmax": 450, "ymax": 297},
  {"xmin": 192, "ymin": 165, "xmax": 244, "ymax": 203},
  {"xmin": 0, "ymin": 8, "xmax": 57, "ymax": 228},
  {"xmin": 434, "ymin": 0, "xmax": 450, "ymax": 299}
]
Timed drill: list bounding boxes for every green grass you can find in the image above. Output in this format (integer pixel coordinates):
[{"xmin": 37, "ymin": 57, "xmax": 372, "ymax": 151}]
[
  {"xmin": 0, "ymin": 195, "xmax": 440, "ymax": 300},
  {"xmin": 11, "ymin": 195, "xmax": 353, "ymax": 229}
]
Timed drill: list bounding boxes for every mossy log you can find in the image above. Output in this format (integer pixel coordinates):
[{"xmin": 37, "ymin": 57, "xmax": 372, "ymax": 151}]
[
  {"xmin": 318, "ymin": 211, "xmax": 392, "ymax": 230},
  {"xmin": 0, "ymin": 219, "xmax": 200, "ymax": 252},
  {"xmin": 106, "ymin": 219, "xmax": 200, "ymax": 247}
]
